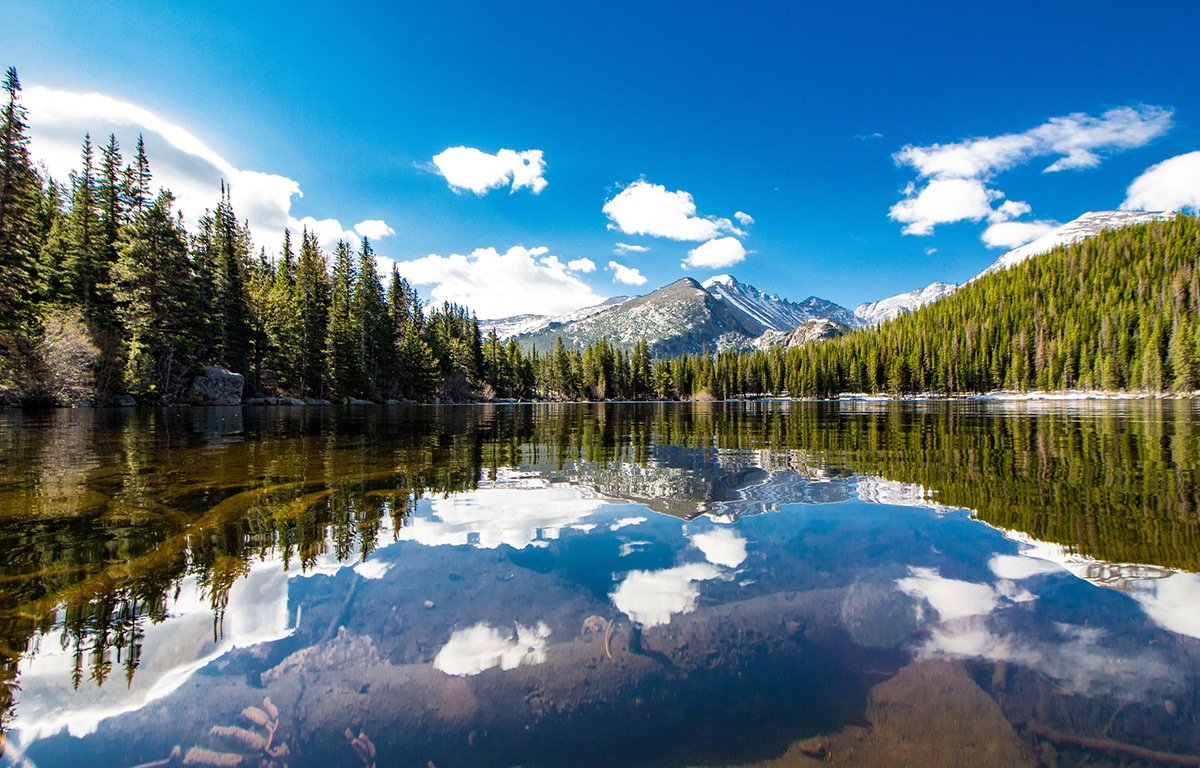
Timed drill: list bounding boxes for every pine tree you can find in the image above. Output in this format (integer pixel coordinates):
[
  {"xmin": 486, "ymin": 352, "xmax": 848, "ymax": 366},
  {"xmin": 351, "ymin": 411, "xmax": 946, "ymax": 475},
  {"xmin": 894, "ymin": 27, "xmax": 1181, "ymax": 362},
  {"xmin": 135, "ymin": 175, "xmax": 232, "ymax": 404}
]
[
  {"xmin": 326, "ymin": 239, "xmax": 360, "ymax": 398},
  {"xmin": 196, "ymin": 183, "xmax": 255, "ymax": 374},
  {"xmin": 111, "ymin": 191, "xmax": 196, "ymax": 398},
  {"xmin": 122, "ymin": 134, "xmax": 151, "ymax": 215},
  {"xmin": 64, "ymin": 134, "xmax": 105, "ymax": 313},
  {"xmin": 0, "ymin": 66, "xmax": 40, "ymax": 340},
  {"xmin": 296, "ymin": 228, "xmax": 329, "ymax": 397},
  {"xmin": 263, "ymin": 230, "xmax": 304, "ymax": 393},
  {"xmin": 354, "ymin": 237, "xmax": 389, "ymax": 397}
]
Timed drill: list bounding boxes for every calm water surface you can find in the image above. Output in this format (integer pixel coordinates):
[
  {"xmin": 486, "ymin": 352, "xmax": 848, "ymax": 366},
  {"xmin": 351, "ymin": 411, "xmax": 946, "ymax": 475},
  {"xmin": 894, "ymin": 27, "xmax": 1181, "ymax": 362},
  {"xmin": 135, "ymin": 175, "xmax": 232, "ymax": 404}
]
[{"xmin": 1, "ymin": 401, "xmax": 1198, "ymax": 768}]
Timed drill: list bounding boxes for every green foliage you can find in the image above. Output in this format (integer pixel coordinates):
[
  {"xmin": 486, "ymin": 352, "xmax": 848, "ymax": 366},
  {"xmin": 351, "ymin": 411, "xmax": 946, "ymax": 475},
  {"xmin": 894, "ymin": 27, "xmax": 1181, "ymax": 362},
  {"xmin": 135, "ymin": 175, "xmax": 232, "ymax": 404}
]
[
  {"xmin": 111, "ymin": 191, "xmax": 197, "ymax": 398},
  {"xmin": 5, "ymin": 62, "xmax": 1198, "ymax": 407}
]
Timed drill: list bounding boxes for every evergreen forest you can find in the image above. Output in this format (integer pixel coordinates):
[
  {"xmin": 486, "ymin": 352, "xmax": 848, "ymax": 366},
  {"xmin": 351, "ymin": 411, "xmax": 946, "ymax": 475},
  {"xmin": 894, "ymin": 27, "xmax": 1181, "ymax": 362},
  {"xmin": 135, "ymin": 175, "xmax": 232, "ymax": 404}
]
[{"xmin": 3, "ymin": 65, "xmax": 1200, "ymax": 406}]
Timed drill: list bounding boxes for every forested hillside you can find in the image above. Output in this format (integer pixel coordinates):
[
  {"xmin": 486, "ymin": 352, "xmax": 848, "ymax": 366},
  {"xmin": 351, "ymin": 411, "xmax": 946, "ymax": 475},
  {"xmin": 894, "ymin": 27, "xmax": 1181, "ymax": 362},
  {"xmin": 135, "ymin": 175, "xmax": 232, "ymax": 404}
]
[
  {"xmin": 772, "ymin": 214, "xmax": 1200, "ymax": 396},
  {"xmin": 4, "ymin": 63, "xmax": 1199, "ymax": 406}
]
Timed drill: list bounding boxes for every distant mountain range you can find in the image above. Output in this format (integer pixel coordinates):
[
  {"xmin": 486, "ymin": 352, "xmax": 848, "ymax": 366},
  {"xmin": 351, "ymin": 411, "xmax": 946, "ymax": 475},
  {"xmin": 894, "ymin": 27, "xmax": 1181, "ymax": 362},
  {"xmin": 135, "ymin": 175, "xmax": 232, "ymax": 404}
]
[
  {"xmin": 482, "ymin": 210, "xmax": 1178, "ymax": 355},
  {"xmin": 484, "ymin": 274, "xmax": 861, "ymax": 356}
]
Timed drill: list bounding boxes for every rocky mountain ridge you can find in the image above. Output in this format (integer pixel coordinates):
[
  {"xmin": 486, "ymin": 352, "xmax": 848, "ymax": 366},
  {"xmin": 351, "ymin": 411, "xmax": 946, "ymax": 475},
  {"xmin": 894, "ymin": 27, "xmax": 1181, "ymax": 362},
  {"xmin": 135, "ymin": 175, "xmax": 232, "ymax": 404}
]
[{"xmin": 502, "ymin": 275, "xmax": 858, "ymax": 356}]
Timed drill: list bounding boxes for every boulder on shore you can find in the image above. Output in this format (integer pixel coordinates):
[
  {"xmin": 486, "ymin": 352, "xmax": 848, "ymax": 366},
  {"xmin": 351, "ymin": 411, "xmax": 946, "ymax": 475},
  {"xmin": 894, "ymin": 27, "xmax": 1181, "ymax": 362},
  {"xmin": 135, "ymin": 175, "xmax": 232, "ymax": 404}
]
[{"xmin": 186, "ymin": 366, "xmax": 244, "ymax": 405}]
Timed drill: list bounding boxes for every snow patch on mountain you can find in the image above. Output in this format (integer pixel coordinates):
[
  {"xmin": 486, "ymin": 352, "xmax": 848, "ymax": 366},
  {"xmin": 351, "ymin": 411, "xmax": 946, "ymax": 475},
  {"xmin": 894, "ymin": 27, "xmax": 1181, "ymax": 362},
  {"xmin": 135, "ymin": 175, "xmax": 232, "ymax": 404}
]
[
  {"xmin": 702, "ymin": 274, "xmax": 861, "ymax": 332},
  {"xmin": 854, "ymin": 282, "xmax": 959, "ymax": 326},
  {"xmin": 977, "ymin": 210, "xmax": 1177, "ymax": 278},
  {"xmin": 482, "ymin": 296, "xmax": 631, "ymax": 339}
]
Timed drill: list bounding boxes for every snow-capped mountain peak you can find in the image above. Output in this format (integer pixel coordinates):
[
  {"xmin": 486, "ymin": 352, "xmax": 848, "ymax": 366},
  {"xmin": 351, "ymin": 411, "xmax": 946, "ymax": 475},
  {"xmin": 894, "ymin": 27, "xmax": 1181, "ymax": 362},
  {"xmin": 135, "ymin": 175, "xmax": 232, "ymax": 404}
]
[
  {"xmin": 702, "ymin": 274, "xmax": 738, "ymax": 288},
  {"xmin": 702, "ymin": 274, "xmax": 860, "ymax": 332},
  {"xmin": 854, "ymin": 281, "xmax": 959, "ymax": 327}
]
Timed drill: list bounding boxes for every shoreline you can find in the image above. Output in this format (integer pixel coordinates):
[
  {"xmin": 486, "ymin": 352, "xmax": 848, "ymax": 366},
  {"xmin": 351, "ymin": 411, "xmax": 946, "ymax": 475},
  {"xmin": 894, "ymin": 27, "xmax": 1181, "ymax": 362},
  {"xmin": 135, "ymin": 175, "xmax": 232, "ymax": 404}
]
[{"xmin": 3, "ymin": 388, "xmax": 1199, "ymax": 410}]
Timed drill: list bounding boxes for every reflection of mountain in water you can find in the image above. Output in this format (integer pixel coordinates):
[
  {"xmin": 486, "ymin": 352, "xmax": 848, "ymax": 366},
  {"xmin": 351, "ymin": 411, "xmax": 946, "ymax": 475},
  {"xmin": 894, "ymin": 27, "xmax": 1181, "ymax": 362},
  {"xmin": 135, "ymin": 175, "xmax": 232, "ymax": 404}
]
[{"xmin": 548, "ymin": 444, "xmax": 855, "ymax": 520}]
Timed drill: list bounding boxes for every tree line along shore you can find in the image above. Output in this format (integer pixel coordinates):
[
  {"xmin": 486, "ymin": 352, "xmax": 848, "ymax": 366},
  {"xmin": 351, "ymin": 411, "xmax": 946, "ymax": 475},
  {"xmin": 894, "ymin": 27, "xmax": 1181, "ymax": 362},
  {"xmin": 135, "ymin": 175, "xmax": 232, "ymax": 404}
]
[{"xmin": 3, "ymin": 66, "xmax": 1200, "ymax": 407}]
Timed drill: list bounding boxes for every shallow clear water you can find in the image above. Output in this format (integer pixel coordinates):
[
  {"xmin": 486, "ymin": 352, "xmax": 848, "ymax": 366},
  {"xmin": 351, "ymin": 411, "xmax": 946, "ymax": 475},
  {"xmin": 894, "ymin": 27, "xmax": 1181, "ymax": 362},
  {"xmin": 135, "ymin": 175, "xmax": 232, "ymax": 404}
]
[{"xmin": 1, "ymin": 401, "xmax": 1199, "ymax": 767}]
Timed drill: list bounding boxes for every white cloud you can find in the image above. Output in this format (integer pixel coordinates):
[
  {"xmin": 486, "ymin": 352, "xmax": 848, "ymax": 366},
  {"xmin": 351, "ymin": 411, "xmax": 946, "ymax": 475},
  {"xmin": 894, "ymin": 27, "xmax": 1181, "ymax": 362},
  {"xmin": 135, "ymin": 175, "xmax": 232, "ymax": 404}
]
[
  {"xmin": 567, "ymin": 258, "xmax": 596, "ymax": 273},
  {"xmin": 614, "ymin": 242, "xmax": 650, "ymax": 255},
  {"xmin": 1122, "ymin": 151, "xmax": 1200, "ymax": 213},
  {"xmin": 433, "ymin": 621, "xmax": 551, "ymax": 676},
  {"xmin": 734, "ymin": 211, "xmax": 754, "ymax": 226},
  {"xmin": 690, "ymin": 528, "xmax": 747, "ymax": 568},
  {"xmin": 987, "ymin": 199, "xmax": 1032, "ymax": 223},
  {"xmin": 610, "ymin": 516, "xmax": 647, "ymax": 531},
  {"xmin": 608, "ymin": 260, "xmax": 647, "ymax": 286},
  {"xmin": 610, "ymin": 563, "xmax": 722, "ymax": 627},
  {"xmin": 603, "ymin": 181, "xmax": 743, "ymax": 241},
  {"xmin": 682, "ymin": 237, "xmax": 748, "ymax": 269},
  {"xmin": 981, "ymin": 220, "xmax": 1060, "ymax": 250},
  {"xmin": 396, "ymin": 477, "xmax": 604, "ymax": 549},
  {"xmin": 291, "ymin": 216, "xmax": 357, "ymax": 250},
  {"xmin": 431, "ymin": 146, "xmax": 547, "ymax": 195},
  {"xmin": 889, "ymin": 178, "xmax": 1001, "ymax": 236},
  {"xmin": 395, "ymin": 246, "xmax": 605, "ymax": 318},
  {"xmin": 891, "ymin": 105, "xmax": 1173, "ymax": 238},
  {"xmin": 988, "ymin": 555, "xmax": 1064, "ymax": 581},
  {"xmin": 896, "ymin": 566, "xmax": 1000, "ymax": 621},
  {"xmin": 895, "ymin": 106, "xmax": 1172, "ymax": 181},
  {"xmin": 354, "ymin": 219, "xmax": 395, "ymax": 240},
  {"xmin": 22, "ymin": 85, "xmax": 380, "ymax": 253}
]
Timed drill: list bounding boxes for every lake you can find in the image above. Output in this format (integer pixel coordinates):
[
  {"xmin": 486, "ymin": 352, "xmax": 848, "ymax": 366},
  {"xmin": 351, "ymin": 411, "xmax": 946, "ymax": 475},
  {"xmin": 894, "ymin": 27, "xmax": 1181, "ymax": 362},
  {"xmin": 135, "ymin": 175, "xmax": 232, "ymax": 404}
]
[{"xmin": 1, "ymin": 401, "xmax": 1198, "ymax": 768}]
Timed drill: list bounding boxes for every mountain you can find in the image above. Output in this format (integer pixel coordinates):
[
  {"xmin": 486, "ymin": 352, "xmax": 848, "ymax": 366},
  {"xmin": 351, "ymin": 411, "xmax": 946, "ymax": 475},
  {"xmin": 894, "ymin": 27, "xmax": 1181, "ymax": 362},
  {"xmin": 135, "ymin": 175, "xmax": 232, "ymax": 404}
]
[
  {"xmin": 975, "ymin": 209, "xmax": 1177, "ymax": 278},
  {"xmin": 508, "ymin": 275, "xmax": 857, "ymax": 356},
  {"xmin": 854, "ymin": 210, "xmax": 1176, "ymax": 326},
  {"xmin": 853, "ymin": 282, "xmax": 959, "ymax": 327},
  {"xmin": 752, "ymin": 318, "xmax": 851, "ymax": 351},
  {"xmin": 480, "ymin": 296, "xmax": 630, "ymax": 339},
  {"xmin": 702, "ymin": 274, "xmax": 862, "ymax": 332}
]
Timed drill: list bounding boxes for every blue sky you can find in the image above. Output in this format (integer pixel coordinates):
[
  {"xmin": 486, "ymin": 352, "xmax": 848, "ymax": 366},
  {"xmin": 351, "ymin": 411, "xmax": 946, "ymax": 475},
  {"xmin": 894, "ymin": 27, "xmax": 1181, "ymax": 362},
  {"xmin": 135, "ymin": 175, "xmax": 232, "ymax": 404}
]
[{"xmin": 4, "ymin": 0, "xmax": 1199, "ymax": 317}]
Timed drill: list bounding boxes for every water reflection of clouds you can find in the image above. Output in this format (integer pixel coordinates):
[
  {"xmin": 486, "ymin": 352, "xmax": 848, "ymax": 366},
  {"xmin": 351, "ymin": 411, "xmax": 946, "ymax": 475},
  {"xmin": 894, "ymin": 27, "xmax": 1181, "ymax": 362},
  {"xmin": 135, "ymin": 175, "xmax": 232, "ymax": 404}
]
[
  {"xmin": 896, "ymin": 567, "xmax": 1000, "ymax": 621},
  {"xmin": 899, "ymin": 564, "xmax": 1182, "ymax": 702},
  {"xmin": 433, "ymin": 622, "xmax": 551, "ymax": 677},
  {"xmin": 13, "ymin": 566, "xmax": 292, "ymax": 744},
  {"xmin": 610, "ymin": 528, "xmax": 748, "ymax": 626},
  {"xmin": 690, "ymin": 528, "xmax": 748, "ymax": 568},
  {"xmin": 610, "ymin": 563, "xmax": 723, "ymax": 627},
  {"xmin": 998, "ymin": 531, "xmax": 1200, "ymax": 640},
  {"xmin": 397, "ymin": 481, "xmax": 608, "ymax": 550}
]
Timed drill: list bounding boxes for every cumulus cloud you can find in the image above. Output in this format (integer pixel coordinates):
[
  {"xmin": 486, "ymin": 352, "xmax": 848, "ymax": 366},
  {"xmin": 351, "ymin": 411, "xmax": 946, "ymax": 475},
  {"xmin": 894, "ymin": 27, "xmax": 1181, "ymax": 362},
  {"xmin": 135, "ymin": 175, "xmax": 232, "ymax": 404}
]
[
  {"xmin": 431, "ymin": 146, "xmax": 547, "ymax": 195},
  {"xmin": 567, "ymin": 257, "xmax": 596, "ymax": 272},
  {"xmin": 734, "ymin": 211, "xmax": 754, "ymax": 226},
  {"xmin": 396, "ymin": 478, "xmax": 605, "ymax": 550},
  {"xmin": 1122, "ymin": 151, "xmax": 1200, "ymax": 213},
  {"xmin": 610, "ymin": 563, "xmax": 722, "ymax": 627},
  {"xmin": 395, "ymin": 246, "xmax": 605, "ymax": 318},
  {"xmin": 889, "ymin": 179, "xmax": 1001, "ymax": 236},
  {"xmin": 614, "ymin": 242, "xmax": 650, "ymax": 255},
  {"xmin": 981, "ymin": 219, "xmax": 1060, "ymax": 250},
  {"xmin": 896, "ymin": 566, "xmax": 1000, "ymax": 621},
  {"xmin": 608, "ymin": 260, "xmax": 647, "ymax": 286},
  {"xmin": 690, "ymin": 528, "xmax": 748, "ymax": 568},
  {"xmin": 354, "ymin": 219, "xmax": 395, "ymax": 239},
  {"xmin": 603, "ymin": 181, "xmax": 743, "ymax": 241},
  {"xmin": 433, "ymin": 621, "xmax": 551, "ymax": 676},
  {"xmin": 22, "ymin": 85, "xmax": 383, "ymax": 253},
  {"xmin": 682, "ymin": 237, "xmax": 748, "ymax": 269},
  {"xmin": 890, "ymin": 105, "xmax": 1173, "ymax": 239}
]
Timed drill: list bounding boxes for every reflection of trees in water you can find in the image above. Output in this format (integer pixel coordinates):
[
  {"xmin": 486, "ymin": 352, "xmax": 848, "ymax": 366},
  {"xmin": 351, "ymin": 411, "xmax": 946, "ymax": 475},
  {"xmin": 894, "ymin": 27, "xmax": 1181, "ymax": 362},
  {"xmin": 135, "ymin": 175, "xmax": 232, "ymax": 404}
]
[{"xmin": 0, "ymin": 401, "xmax": 1197, "ymax": 732}]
